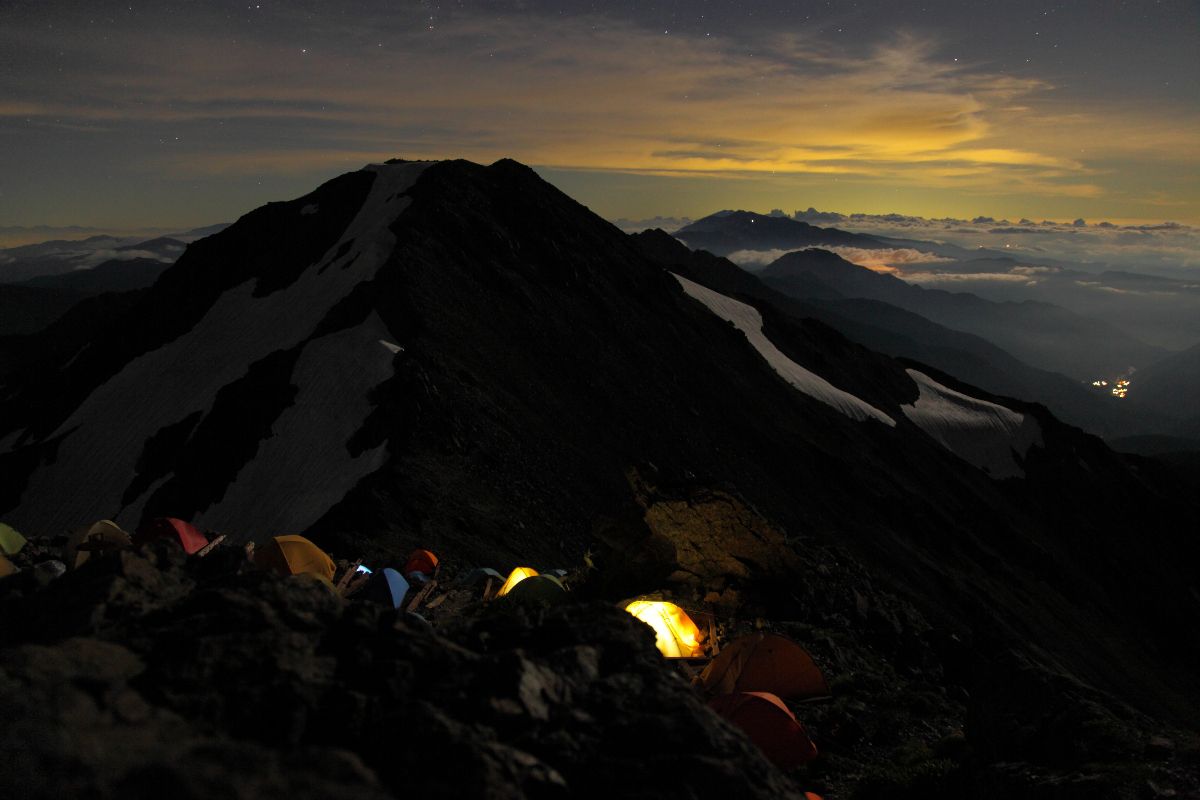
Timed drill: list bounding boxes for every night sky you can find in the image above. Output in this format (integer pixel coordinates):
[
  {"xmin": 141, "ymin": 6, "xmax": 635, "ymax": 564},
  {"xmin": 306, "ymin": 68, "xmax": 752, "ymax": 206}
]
[{"xmin": 1, "ymin": 1, "xmax": 1197, "ymax": 230}]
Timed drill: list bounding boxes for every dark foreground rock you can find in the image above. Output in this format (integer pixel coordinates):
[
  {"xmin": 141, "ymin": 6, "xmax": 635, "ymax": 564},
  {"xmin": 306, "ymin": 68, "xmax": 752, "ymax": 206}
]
[{"xmin": 0, "ymin": 545, "xmax": 803, "ymax": 800}]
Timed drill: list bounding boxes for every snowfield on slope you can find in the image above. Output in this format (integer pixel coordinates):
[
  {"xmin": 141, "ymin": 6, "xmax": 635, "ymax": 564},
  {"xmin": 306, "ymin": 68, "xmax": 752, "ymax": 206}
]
[
  {"xmin": 672, "ymin": 273, "xmax": 896, "ymax": 426},
  {"xmin": 8, "ymin": 161, "xmax": 433, "ymax": 537},
  {"xmin": 901, "ymin": 369, "xmax": 1042, "ymax": 479}
]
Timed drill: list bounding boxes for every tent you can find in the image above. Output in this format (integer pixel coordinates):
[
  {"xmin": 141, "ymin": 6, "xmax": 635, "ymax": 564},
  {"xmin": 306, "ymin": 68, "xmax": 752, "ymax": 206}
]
[
  {"xmin": 403, "ymin": 549, "xmax": 439, "ymax": 577},
  {"xmin": 253, "ymin": 535, "xmax": 336, "ymax": 582},
  {"xmin": 707, "ymin": 691, "xmax": 819, "ymax": 770},
  {"xmin": 623, "ymin": 600, "xmax": 703, "ymax": 658},
  {"xmin": 496, "ymin": 566, "xmax": 538, "ymax": 597},
  {"xmin": 697, "ymin": 632, "xmax": 830, "ymax": 700},
  {"xmin": 64, "ymin": 520, "xmax": 132, "ymax": 569},
  {"xmin": 455, "ymin": 567, "xmax": 504, "ymax": 586},
  {"xmin": 362, "ymin": 567, "xmax": 410, "ymax": 609},
  {"xmin": 133, "ymin": 517, "xmax": 209, "ymax": 555},
  {"xmin": 0, "ymin": 553, "xmax": 15, "ymax": 579},
  {"xmin": 0, "ymin": 523, "xmax": 27, "ymax": 556},
  {"xmin": 504, "ymin": 574, "xmax": 567, "ymax": 603}
]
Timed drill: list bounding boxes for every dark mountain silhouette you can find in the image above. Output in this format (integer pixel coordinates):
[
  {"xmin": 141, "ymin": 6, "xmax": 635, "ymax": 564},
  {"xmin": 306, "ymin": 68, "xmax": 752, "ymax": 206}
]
[
  {"xmin": 18, "ymin": 256, "xmax": 170, "ymax": 292},
  {"xmin": 631, "ymin": 229, "xmax": 1162, "ymax": 438},
  {"xmin": 0, "ymin": 283, "xmax": 93, "ymax": 336},
  {"xmin": 761, "ymin": 248, "xmax": 1167, "ymax": 381},
  {"xmin": 0, "ymin": 258, "xmax": 172, "ymax": 337},
  {"xmin": 1127, "ymin": 342, "xmax": 1200, "ymax": 435},
  {"xmin": 0, "ymin": 158, "xmax": 1197, "ymax": 795},
  {"xmin": 674, "ymin": 210, "xmax": 888, "ymax": 256}
]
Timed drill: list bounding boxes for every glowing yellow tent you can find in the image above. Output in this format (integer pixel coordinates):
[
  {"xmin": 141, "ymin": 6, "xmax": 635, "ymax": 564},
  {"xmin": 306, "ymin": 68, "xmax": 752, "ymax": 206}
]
[
  {"xmin": 0, "ymin": 553, "xmax": 15, "ymax": 579},
  {"xmin": 624, "ymin": 600, "xmax": 703, "ymax": 658},
  {"xmin": 496, "ymin": 566, "xmax": 538, "ymax": 597},
  {"xmin": 0, "ymin": 523, "xmax": 27, "ymax": 556},
  {"xmin": 253, "ymin": 535, "xmax": 336, "ymax": 582},
  {"xmin": 64, "ymin": 520, "xmax": 132, "ymax": 569}
]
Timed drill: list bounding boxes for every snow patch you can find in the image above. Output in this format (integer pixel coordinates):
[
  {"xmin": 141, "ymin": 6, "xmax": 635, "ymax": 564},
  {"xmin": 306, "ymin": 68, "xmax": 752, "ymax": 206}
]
[
  {"xmin": 672, "ymin": 273, "xmax": 895, "ymax": 426},
  {"xmin": 901, "ymin": 369, "xmax": 1041, "ymax": 479},
  {"xmin": 379, "ymin": 339, "xmax": 404, "ymax": 354},
  {"xmin": 8, "ymin": 161, "xmax": 434, "ymax": 536},
  {"xmin": 194, "ymin": 313, "xmax": 396, "ymax": 536}
]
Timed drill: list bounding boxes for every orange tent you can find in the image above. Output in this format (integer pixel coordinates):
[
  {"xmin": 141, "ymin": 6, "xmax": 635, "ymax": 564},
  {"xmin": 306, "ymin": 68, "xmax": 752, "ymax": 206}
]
[
  {"xmin": 403, "ymin": 549, "xmax": 439, "ymax": 576},
  {"xmin": 697, "ymin": 632, "xmax": 829, "ymax": 700},
  {"xmin": 496, "ymin": 566, "xmax": 538, "ymax": 597},
  {"xmin": 623, "ymin": 600, "xmax": 703, "ymax": 658},
  {"xmin": 253, "ymin": 535, "xmax": 336, "ymax": 582},
  {"xmin": 133, "ymin": 517, "xmax": 209, "ymax": 555},
  {"xmin": 708, "ymin": 691, "xmax": 818, "ymax": 770},
  {"xmin": 0, "ymin": 553, "xmax": 15, "ymax": 578},
  {"xmin": 64, "ymin": 520, "xmax": 132, "ymax": 569}
]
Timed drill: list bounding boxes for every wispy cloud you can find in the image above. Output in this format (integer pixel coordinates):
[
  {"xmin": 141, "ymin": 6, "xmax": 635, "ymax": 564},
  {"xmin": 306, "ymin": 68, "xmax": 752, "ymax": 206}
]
[
  {"xmin": 0, "ymin": 10, "xmax": 1172, "ymax": 197},
  {"xmin": 1, "ymin": 5, "xmax": 1197, "ymax": 228}
]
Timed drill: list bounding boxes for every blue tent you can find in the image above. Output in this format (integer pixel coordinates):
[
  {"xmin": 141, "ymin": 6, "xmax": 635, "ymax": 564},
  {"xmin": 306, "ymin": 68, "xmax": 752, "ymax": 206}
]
[
  {"xmin": 454, "ymin": 567, "xmax": 504, "ymax": 587},
  {"xmin": 363, "ymin": 567, "xmax": 410, "ymax": 609}
]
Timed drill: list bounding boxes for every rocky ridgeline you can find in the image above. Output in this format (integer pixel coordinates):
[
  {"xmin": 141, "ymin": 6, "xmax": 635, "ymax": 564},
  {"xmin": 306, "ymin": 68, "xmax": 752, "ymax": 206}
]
[
  {"xmin": 0, "ymin": 541, "xmax": 802, "ymax": 799},
  {"xmin": 2, "ymin": 528, "xmax": 1196, "ymax": 799}
]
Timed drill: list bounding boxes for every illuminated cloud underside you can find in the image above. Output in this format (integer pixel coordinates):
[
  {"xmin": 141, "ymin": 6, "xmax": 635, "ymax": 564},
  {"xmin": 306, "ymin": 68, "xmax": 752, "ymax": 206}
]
[{"xmin": 0, "ymin": 4, "xmax": 1196, "ymax": 226}]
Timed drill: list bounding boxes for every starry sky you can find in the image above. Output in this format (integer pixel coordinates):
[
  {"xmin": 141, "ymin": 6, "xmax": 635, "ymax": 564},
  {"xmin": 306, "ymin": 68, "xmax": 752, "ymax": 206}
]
[{"xmin": 1, "ymin": 0, "xmax": 1197, "ymax": 231}]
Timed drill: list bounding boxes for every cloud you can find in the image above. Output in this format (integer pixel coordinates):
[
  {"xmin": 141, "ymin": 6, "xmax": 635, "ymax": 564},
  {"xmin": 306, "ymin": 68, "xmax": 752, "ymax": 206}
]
[
  {"xmin": 0, "ymin": 9, "xmax": 1136, "ymax": 199},
  {"xmin": 77, "ymin": 249, "xmax": 176, "ymax": 267},
  {"xmin": 904, "ymin": 271, "xmax": 1040, "ymax": 286},
  {"xmin": 726, "ymin": 245, "xmax": 949, "ymax": 270},
  {"xmin": 819, "ymin": 246, "xmax": 952, "ymax": 270},
  {"xmin": 784, "ymin": 207, "xmax": 1200, "ymax": 276}
]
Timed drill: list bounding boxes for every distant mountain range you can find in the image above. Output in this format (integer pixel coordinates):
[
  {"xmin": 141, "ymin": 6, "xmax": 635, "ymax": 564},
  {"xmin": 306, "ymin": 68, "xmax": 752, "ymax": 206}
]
[
  {"xmin": 0, "ymin": 229, "xmax": 226, "ymax": 335},
  {"xmin": 632, "ymin": 230, "xmax": 1161, "ymax": 439},
  {"xmin": 759, "ymin": 247, "xmax": 1167, "ymax": 382},
  {"xmin": 674, "ymin": 210, "xmax": 889, "ymax": 255}
]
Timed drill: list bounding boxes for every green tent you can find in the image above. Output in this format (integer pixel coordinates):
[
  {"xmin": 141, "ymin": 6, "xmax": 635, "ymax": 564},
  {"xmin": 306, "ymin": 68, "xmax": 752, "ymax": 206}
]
[
  {"xmin": 0, "ymin": 523, "xmax": 27, "ymax": 556},
  {"xmin": 504, "ymin": 574, "xmax": 568, "ymax": 604}
]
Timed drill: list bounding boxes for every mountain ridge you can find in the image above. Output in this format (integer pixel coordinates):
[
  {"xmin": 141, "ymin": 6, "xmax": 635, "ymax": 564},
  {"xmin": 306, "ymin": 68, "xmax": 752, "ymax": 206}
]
[{"xmin": 0, "ymin": 159, "xmax": 1197, "ymax": 790}]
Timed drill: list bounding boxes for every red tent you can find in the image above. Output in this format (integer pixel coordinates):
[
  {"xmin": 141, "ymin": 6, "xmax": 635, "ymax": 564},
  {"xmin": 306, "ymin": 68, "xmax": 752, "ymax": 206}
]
[
  {"xmin": 697, "ymin": 632, "xmax": 830, "ymax": 700},
  {"xmin": 403, "ymin": 549, "xmax": 439, "ymax": 576},
  {"xmin": 134, "ymin": 517, "xmax": 208, "ymax": 555},
  {"xmin": 708, "ymin": 691, "xmax": 818, "ymax": 770}
]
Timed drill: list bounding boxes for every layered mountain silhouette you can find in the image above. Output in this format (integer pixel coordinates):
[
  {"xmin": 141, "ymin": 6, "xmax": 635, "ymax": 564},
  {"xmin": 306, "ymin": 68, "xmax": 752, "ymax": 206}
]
[
  {"xmin": 1, "ymin": 159, "xmax": 1197, "ymax": 785},
  {"xmin": 760, "ymin": 248, "xmax": 1166, "ymax": 381},
  {"xmin": 0, "ymin": 233, "xmax": 188, "ymax": 283},
  {"xmin": 632, "ymin": 230, "xmax": 1155, "ymax": 438},
  {"xmin": 0, "ymin": 234, "xmax": 187, "ymax": 335},
  {"xmin": 1128, "ymin": 342, "xmax": 1200, "ymax": 436},
  {"xmin": 675, "ymin": 210, "xmax": 888, "ymax": 255}
]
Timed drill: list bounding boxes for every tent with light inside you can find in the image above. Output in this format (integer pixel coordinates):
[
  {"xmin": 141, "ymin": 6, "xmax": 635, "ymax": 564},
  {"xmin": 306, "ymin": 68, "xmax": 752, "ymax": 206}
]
[
  {"xmin": 496, "ymin": 566, "xmax": 538, "ymax": 597},
  {"xmin": 707, "ymin": 691, "xmax": 819, "ymax": 770},
  {"xmin": 133, "ymin": 517, "xmax": 209, "ymax": 555},
  {"xmin": 697, "ymin": 632, "xmax": 830, "ymax": 700},
  {"xmin": 623, "ymin": 600, "xmax": 703, "ymax": 658},
  {"xmin": 64, "ymin": 520, "xmax": 132, "ymax": 569},
  {"xmin": 0, "ymin": 553, "xmax": 15, "ymax": 578},
  {"xmin": 504, "ymin": 573, "xmax": 567, "ymax": 603},
  {"xmin": 253, "ymin": 535, "xmax": 336, "ymax": 582},
  {"xmin": 0, "ymin": 523, "xmax": 27, "ymax": 556},
  {"xmin": 403, "ymin": 549, "xmax": 439, "ymax": 578}
]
